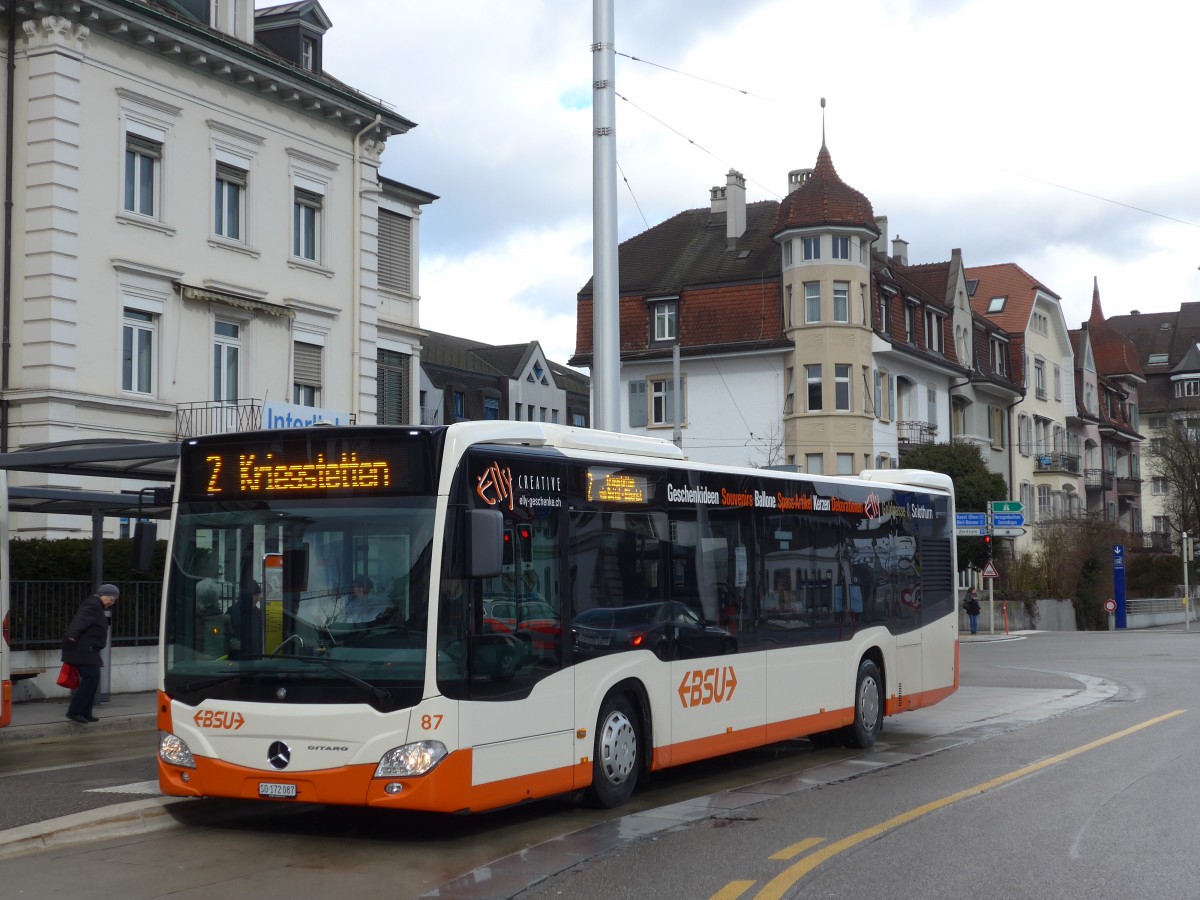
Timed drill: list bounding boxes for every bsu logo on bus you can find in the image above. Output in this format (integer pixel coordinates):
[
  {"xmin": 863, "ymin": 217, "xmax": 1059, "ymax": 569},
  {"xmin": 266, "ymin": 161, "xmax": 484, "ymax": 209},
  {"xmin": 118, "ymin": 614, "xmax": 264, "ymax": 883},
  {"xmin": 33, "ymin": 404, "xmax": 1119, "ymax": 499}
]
[{"xmin": 678, "ymin": 666, "xmax": 737, "ymax": 708}]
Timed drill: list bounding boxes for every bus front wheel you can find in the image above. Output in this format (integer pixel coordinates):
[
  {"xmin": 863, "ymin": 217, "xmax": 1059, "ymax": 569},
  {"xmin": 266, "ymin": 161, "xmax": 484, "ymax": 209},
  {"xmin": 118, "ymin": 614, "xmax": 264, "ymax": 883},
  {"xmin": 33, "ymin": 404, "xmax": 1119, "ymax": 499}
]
[
  {"xmin": 846, "ymin": 658, "xmax": 883, "ymax": 749},
  {"xmin": 589, "ymin": 693, "xmax": 640, "ymax": 808}
]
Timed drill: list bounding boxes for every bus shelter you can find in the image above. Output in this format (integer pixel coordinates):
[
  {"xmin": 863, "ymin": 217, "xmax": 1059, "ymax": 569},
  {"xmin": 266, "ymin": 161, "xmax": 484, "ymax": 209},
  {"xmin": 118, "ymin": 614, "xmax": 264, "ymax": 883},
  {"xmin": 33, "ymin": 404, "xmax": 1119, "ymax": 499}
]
[{"xmin": 0, "ymin": 439, "xmax": 180, "ymax": 699}]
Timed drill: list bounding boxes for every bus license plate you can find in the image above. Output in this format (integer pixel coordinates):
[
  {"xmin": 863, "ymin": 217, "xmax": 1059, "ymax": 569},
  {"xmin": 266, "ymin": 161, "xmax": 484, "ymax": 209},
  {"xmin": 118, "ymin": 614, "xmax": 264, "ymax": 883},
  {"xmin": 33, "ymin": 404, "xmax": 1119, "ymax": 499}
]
[{"xmin": 259, "ymin": 782, "xmax": 297, "ymax": 799}]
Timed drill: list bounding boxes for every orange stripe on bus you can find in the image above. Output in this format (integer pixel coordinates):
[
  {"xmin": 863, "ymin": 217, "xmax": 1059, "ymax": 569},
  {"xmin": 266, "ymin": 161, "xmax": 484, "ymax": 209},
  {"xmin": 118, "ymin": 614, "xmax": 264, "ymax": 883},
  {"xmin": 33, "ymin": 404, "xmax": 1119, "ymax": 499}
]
[{"xmin": 1, "ymin": 680, "xmax": 11, "ymax": 728}]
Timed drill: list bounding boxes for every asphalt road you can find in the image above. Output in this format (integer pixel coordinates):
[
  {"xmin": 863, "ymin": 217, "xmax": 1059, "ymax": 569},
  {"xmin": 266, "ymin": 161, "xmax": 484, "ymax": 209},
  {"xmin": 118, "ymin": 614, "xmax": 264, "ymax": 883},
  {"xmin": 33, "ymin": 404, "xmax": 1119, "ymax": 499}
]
[{"xmin": 3, "ymin": 631, "xmax": 1191, "ymax": 899}]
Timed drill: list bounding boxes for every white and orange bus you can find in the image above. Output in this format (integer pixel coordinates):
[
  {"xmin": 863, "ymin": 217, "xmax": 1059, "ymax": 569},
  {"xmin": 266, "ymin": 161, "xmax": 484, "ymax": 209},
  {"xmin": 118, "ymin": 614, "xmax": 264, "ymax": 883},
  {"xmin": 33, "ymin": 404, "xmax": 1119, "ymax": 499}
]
[{"xmin": 157, "ymin": 423, "xmax": 958, "ymax": 812}]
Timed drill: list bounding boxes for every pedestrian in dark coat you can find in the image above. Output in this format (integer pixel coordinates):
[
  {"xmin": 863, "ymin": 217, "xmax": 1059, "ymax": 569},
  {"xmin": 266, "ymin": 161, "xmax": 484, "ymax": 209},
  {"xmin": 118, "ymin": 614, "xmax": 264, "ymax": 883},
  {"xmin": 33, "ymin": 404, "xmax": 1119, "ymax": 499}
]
[{"xmin": 62, "ymin": 583, "xmax": 119, "ymax": 724}]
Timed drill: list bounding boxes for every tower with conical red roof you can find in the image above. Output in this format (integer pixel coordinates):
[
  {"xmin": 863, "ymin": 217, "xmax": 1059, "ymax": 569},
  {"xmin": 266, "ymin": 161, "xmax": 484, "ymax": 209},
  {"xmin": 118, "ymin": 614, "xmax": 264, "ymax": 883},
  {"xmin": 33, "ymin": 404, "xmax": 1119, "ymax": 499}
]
[{"xmin": 773, "ymin": 141, "xmax": 880, "ymax": 474}]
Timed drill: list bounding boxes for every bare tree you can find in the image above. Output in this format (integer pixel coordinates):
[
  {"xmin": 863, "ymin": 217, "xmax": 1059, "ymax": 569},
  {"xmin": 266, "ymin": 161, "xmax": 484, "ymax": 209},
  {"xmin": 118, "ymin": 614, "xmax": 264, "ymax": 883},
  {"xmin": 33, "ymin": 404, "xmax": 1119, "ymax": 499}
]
[
  {"xmin": 747, "ymin": 420, "xmax": 786, "ymax": 469},
  {"xmin": 1149, "ymin": 418, "xmax": 1200, "ymax": 543}
]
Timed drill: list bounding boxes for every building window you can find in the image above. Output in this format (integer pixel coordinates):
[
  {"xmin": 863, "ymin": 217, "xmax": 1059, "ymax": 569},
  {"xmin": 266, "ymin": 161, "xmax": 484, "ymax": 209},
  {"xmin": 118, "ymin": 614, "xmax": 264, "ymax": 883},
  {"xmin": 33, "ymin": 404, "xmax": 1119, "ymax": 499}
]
[
  {"xmin": 835, "ymin": 364, "xmax": 851, "ymax": 411},
  {"xmin": 650, "ymin": 377, "xmax": 684, "ymax": 426},
  {"xmin": 806, "ymin": 364, "xmax": 822, "ymax": 412},
  {"xmin": 213, "ymin": 320, "xmax": 240, "ymax": 403},
  {"xmin": 804, "ymin": 283, "xmax": 820, "ymax": 323},
  {"xmin": 1053, "ymin": 365, "xmax": 1062, "ymax": 400},
  {"xmin": 924, "ymin": 310, "xmax": 944, "ymax": 354},
  {"xmin": 484, "ymin": 397, "xmax": 500, "ymax": 420},
  {"xmin": 292, "ymin": 341, "xmax": 322, "ymax": 406},
  {"xmin": 1152, "ymin": 476, "xmax": 1168, "ymax": 495},
  {"xmin": 378, "ymin": 210, "xmax": 413, "ymax": 294},
  {"xmin": 989, "ymin": 337, "xmax": 1006, "ymax": 375},
  {"xmin": 1174, "ymin": 378, "xmax": 1200, "ymax": 398},
  {"xmin": 831, "ymin": 235, "xmax": 850, "ymax": 260},
  {"xmin": 802, "ymin": 236, "xmax": 820, "ymax": 260},
  {"xmin": 572, "ymin": 412, "xmax": 586, "ymax": 427},
  {"xmin": 904, "ymin": 304, "xmax": 915, "ymax": 342},
  {"xmin": 301, "ymin": 36, "xmax": 317, "ymax": 71},
  {"xmin": 1034, "ymin": 359, "xmax": 1047, "ymax": 400},
  {"xmin": 453, "ymin": 391, "xmax": 466, "ymax": 419},
  {"xmin": 122, "ymin": 309, "xmax": 156, "ymax": 394},
  {"xmin": 377, "ymin": 348, "xmax": 411, "ymax": 425},
  {"xmin": 782, "ymin": 240, "xmax": 793, "ymax": 267},
  {"xmin": 293, "ymin": 189, "xmax": 322, "ymax": 261},
  {"xmin": 833, "ymin": 282, "xmax": 849, "ymax": 323},
  {"xmin": 124, "ymin": 135, "xmax": 161, "ymax": 218},
  {"xmin": 1038, "ymin": 484, "xmax": 1052, "ymax": 520},
  {"xmin": 653, "ymin": 301, "xmax": 678, "ymax": 342},
  {"xmin": 214, "ymin": 162, "xmax": 246, "ymax": 241},
  {"xmin": 628, "ymin": 380, "xmax": 647, "ymax": 427},
  {"xmin": 836, "ymin": 453, "xmax": 854, "ymax": 475},
  {"xmin": 805, "ymin": 453, "xmax": 824, "ymax": 475},
  {"xmin": 784, "ymin": 284, "xmax": 793, "ymax": 328},
  {"xmin": 873, "ymin": 369, "xmax": 882, "ymax": 418},
  {"xmin": 784, "ymin": 367, "xmax": 795, "ymax": 414},
  {"xmin": 987, "ymin": 296, "xmax": 1005, "ymax": 313},
  {"xmin": 878, "ymin": 293, "xmax": 891, "ymax": 333}
]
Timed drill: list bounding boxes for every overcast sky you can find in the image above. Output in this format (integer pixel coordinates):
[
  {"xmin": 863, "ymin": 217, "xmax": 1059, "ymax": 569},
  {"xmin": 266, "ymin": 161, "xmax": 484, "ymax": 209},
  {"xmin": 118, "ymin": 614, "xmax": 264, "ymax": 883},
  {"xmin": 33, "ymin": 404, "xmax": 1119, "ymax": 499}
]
[{"xmin": 310, "ymin": 0, "xmax": 1200, "ymax": 367}]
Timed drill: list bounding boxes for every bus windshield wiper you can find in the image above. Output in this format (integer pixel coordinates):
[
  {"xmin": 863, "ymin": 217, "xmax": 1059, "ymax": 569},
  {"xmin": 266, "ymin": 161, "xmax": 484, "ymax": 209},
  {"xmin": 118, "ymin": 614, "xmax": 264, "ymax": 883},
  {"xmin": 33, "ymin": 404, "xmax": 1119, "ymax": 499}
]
[
  {"xmin": 292, "ymin": 656, "xmax": 393, "ymax": 708},
  {"xmin": 179, "ymin": 673, "xmax": 244, "ymax": 694}
]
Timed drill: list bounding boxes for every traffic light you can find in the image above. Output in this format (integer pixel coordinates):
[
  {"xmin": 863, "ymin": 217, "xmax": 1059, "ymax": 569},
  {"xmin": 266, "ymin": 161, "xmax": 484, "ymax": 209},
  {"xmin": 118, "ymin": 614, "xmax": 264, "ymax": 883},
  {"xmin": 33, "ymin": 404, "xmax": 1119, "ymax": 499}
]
[{"xmin": 982, "ymin": 533, "xmax": 993, "ymax": 561}]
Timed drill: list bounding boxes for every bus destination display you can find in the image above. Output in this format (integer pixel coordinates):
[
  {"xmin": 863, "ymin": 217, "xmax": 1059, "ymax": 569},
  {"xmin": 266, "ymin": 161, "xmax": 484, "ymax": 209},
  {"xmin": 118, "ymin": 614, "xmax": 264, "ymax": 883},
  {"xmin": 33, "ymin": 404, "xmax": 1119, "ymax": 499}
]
[
  {"xmin": 587, "ymin": 468, "xmax": 649, "ymax": 504},
  {"xmin": 180, "ymin": 436, "xmax": 428, "ymax": 500}
]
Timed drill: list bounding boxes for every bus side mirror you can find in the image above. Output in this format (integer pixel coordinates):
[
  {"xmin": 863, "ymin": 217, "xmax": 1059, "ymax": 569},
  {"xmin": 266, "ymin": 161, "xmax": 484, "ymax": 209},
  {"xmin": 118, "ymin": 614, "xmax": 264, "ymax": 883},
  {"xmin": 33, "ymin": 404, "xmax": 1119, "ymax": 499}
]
[
  {"xmin": 466, "ymin": 509, "xmax": 504, "ymax": 578},
  {"xmin": 132, "ymin": 521, "xmax": 157, "ymax": 572}
]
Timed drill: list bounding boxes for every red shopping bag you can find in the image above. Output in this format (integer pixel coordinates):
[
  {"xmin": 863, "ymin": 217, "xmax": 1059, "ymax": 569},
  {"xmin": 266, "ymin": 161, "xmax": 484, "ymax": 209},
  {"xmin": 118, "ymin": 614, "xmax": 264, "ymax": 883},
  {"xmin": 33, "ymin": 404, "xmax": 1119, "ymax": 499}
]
[{"xmin": 56, "ymin": 663, "xmax": 80, "ymax": 689}]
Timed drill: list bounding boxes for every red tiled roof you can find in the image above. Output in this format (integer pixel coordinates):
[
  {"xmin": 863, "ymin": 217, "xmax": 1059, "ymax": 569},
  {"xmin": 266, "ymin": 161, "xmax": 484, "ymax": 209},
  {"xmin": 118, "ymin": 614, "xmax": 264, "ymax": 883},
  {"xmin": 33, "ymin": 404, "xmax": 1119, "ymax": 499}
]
[
  {"xmin": 773, "ymin": 144, "xmax": 878, "ymax": 235},
  {"xmin": 1085, "ymin": 278, "xmax": 1144, "ymax": 379},
  {"xmin": 966, "ymin": 263, "xmax": 1059, "ymax": 334}
]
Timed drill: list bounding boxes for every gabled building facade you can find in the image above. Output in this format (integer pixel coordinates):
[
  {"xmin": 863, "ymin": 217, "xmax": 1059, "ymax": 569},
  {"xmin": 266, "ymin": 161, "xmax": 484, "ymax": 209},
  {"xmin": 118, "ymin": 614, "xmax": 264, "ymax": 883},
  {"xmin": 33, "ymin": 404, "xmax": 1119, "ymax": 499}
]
[
  {"xmin": 1107, "ymin": 301, "xmax": 1200, "ymax": 551},
  {"xmin": 0, "ymin": 0, "xmax": 428, "ymax": 536},
  {"xmin": 968, "ymin": 264, "xmax": 1078, "ymax": 552},
  {"xmin": 420, "ymin": 331, "xmax": 589, "ymax": 429}
]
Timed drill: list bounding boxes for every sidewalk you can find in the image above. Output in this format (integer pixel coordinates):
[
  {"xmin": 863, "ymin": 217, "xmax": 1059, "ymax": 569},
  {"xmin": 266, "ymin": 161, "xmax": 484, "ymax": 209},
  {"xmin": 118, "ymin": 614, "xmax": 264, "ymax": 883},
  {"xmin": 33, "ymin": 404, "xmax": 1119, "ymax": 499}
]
[{"xmin": 0, "ymin": 690, "xmax": 158, "ymax": 746}]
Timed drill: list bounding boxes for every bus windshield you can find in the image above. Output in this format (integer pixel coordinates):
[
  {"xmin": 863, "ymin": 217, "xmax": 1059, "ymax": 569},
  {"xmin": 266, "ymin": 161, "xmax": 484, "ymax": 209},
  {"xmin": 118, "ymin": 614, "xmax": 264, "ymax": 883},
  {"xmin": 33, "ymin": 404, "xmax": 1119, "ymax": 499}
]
[{"xmin": 162, "ymin": 497, "xmax": 440, "ymax": 711}]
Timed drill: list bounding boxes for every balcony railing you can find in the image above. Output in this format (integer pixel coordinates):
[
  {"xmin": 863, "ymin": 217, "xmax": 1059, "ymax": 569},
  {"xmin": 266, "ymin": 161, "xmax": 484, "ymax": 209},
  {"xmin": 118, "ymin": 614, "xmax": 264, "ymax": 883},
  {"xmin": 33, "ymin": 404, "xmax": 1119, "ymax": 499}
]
[
  {"xmin": 898, "ymin": 421, "xmax": 938, "ymax": 446},
  {"xmin": 1034, "ymin": 452, "xmax": 1080, "ymax": 474},
  {"xmin": 176, "ymin": 400, "xmax": 263, "ymax": 438},
  {"xmin": 1141, "ymin": 532, "xmax": 1175, "ymax": 552},
  {"xmin": 1116, "ymin": 476, "xmax": 1142, "ymax": 497},
  {"xmin": 1085, "ymin": 468, "xmax": 1114, "ymax": 491}
]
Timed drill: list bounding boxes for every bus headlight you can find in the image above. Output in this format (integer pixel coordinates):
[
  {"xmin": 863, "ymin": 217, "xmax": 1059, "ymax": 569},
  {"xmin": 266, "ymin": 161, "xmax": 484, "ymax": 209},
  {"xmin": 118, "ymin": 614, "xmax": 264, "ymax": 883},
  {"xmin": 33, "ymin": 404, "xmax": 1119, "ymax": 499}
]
[
  {"xmin": 374, "ymin": 740, "xmax": 447, "ymax": 778},
  {"xmin": 159, "ymin": 731, "xmax": 197, "ymax": 769}
]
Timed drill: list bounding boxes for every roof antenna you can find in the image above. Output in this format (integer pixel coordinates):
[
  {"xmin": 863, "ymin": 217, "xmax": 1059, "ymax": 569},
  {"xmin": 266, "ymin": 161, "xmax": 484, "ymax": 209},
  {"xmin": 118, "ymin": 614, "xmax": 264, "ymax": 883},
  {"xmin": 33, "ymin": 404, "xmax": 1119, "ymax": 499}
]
[{"xmin": 820, "ymin": 97, "xmax": 826, "ymax": 145}]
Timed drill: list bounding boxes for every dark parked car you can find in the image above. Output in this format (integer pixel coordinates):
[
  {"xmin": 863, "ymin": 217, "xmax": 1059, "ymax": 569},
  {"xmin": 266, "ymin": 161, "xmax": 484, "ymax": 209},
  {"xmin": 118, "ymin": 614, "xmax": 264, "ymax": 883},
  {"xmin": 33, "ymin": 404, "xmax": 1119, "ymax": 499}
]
[{"xmin": 571, "ymin": 602, "xmax": 736, "ymax": 661}]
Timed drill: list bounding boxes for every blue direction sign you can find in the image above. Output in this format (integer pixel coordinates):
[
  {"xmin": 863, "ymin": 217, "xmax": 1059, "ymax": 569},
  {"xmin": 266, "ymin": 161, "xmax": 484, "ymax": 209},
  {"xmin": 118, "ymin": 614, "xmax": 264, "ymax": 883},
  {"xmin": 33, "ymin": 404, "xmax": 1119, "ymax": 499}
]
[
  {"xmin": 956, "ymin": 513, "xmax": 987, "ymax": 528},
  {"xmin": 993, "ymin": 513, "xmax": 1025, "ymax": 528}
]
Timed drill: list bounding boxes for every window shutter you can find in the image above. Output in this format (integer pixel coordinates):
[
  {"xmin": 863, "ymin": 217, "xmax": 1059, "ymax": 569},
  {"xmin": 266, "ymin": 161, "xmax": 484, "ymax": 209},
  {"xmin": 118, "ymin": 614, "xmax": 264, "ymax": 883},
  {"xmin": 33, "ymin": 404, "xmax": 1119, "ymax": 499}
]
[
  {"xmin": 628, "ymin": 381, "xmax": 647, "ymax": 427},
  {"xmin": 378, "ymin": 210, "xmax": 412, "ymax": 293},
  {"xmin": 377, "ymin": 348, "xmax": 410, "ymax": 425},
  {"xmin": 293, "ymin": 342, "xmax": 322, "ymax": 388}
]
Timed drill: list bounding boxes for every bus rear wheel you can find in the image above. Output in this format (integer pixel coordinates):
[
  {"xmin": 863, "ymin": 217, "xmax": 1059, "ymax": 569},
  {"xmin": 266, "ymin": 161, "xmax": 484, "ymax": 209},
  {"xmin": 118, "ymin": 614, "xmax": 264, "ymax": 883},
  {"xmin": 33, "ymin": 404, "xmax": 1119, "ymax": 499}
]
[
  {"xmin": 588, "ymin": 693, "xmax": 640, "ymax": 808},
  {"xmin": 846, "ymin": 658, "xmax": 882, "ymax": 749}
]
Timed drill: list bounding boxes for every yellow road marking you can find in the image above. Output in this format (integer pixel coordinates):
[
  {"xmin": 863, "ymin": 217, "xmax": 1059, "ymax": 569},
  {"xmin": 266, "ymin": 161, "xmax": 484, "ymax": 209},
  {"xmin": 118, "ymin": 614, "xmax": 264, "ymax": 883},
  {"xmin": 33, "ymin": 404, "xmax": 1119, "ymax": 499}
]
[
  {"xmin": 770, "ymin": 837, "xmax": 825, "ymax": 860},
  {"xmin": 710, "ymin": 880, "xmax": 756, "ymax": 900},
  {"xmin": 753, "ymin": 710, "xmax": 1185, "ymax": 900}
]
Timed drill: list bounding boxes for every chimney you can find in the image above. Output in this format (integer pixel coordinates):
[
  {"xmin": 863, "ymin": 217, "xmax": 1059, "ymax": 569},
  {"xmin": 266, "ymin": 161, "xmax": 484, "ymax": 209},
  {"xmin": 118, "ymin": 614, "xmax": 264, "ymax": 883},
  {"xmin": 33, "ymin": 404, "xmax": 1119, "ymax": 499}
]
[
  {"xmin": 787, "ymin": 168, "xmax": 813, "ymax": 194},
  {"xmin": 892, "ymin": 235, "xmax": 908, "ymax": 265},
  {"xmin": 725, "ymin": 169, "xmax": 746, "ymax": 245},
  {"xmin": 873, "ymin": 216, "xmax": 888, "ymax": 254},
  {"xmin": 709, "ymin": 184, "xmax": 727, "ymax": 215}
]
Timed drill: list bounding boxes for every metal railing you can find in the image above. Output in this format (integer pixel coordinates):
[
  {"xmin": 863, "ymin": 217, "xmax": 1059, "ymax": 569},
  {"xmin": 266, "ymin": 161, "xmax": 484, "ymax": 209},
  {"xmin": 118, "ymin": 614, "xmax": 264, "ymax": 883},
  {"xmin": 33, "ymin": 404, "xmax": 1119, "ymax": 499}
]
[
  {"xmin": 176, "ymin": 400, "xmax": 263, "ymax": 438},
  {"xmin": 1116, "ymin": 476, "xmax": 1142, "ymax": 496},
  {"xmin": 1034, "ymin": 452, "xmax": 1080, "ymax": 474},
  {"xmin": 897, "ymin": 421, "xmax": 938, "ymax": 445},
  {"xmin": 7, "ymin": 581, "xmax": 161, "ymax": 650},
  {"xmin": 1084, "ymin": 468, "xmax": 1113, "ymax": 490}
]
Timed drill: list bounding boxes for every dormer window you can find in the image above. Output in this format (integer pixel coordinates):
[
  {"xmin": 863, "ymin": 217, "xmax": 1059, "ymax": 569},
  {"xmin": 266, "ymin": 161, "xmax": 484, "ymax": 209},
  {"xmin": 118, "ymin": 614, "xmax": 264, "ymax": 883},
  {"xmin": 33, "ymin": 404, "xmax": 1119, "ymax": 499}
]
[
  {"xmin": 653, "ymin": 300, "xmax": 677, "ymax": 342},
  {"xmin": 301, "ymin": 36, "xmax": 316, "ymax": 71},
  {"xmin": 987, "ymin": 296, "xmax": 1006, "ymax": 313}
]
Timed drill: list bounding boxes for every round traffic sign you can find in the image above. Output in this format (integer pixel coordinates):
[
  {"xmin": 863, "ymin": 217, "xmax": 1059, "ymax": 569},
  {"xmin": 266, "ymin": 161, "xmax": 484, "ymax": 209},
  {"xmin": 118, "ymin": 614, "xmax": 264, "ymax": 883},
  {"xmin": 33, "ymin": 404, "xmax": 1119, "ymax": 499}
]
[{"xmin": 1104, "ymin": 599, "xmax": 1116, "ymax": 613}]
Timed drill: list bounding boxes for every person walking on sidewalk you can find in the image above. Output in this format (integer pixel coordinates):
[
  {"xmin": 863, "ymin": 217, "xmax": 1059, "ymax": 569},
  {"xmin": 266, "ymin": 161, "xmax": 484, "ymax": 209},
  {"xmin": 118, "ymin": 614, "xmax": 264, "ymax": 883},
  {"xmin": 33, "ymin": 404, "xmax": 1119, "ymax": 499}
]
[
  {"xmin": 61, "ymin": 584, "xmax": 119, "ymax": 725},
  {"xmin": 964, "ymin": 587, "xmax": 982, "ymax": 636}
]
